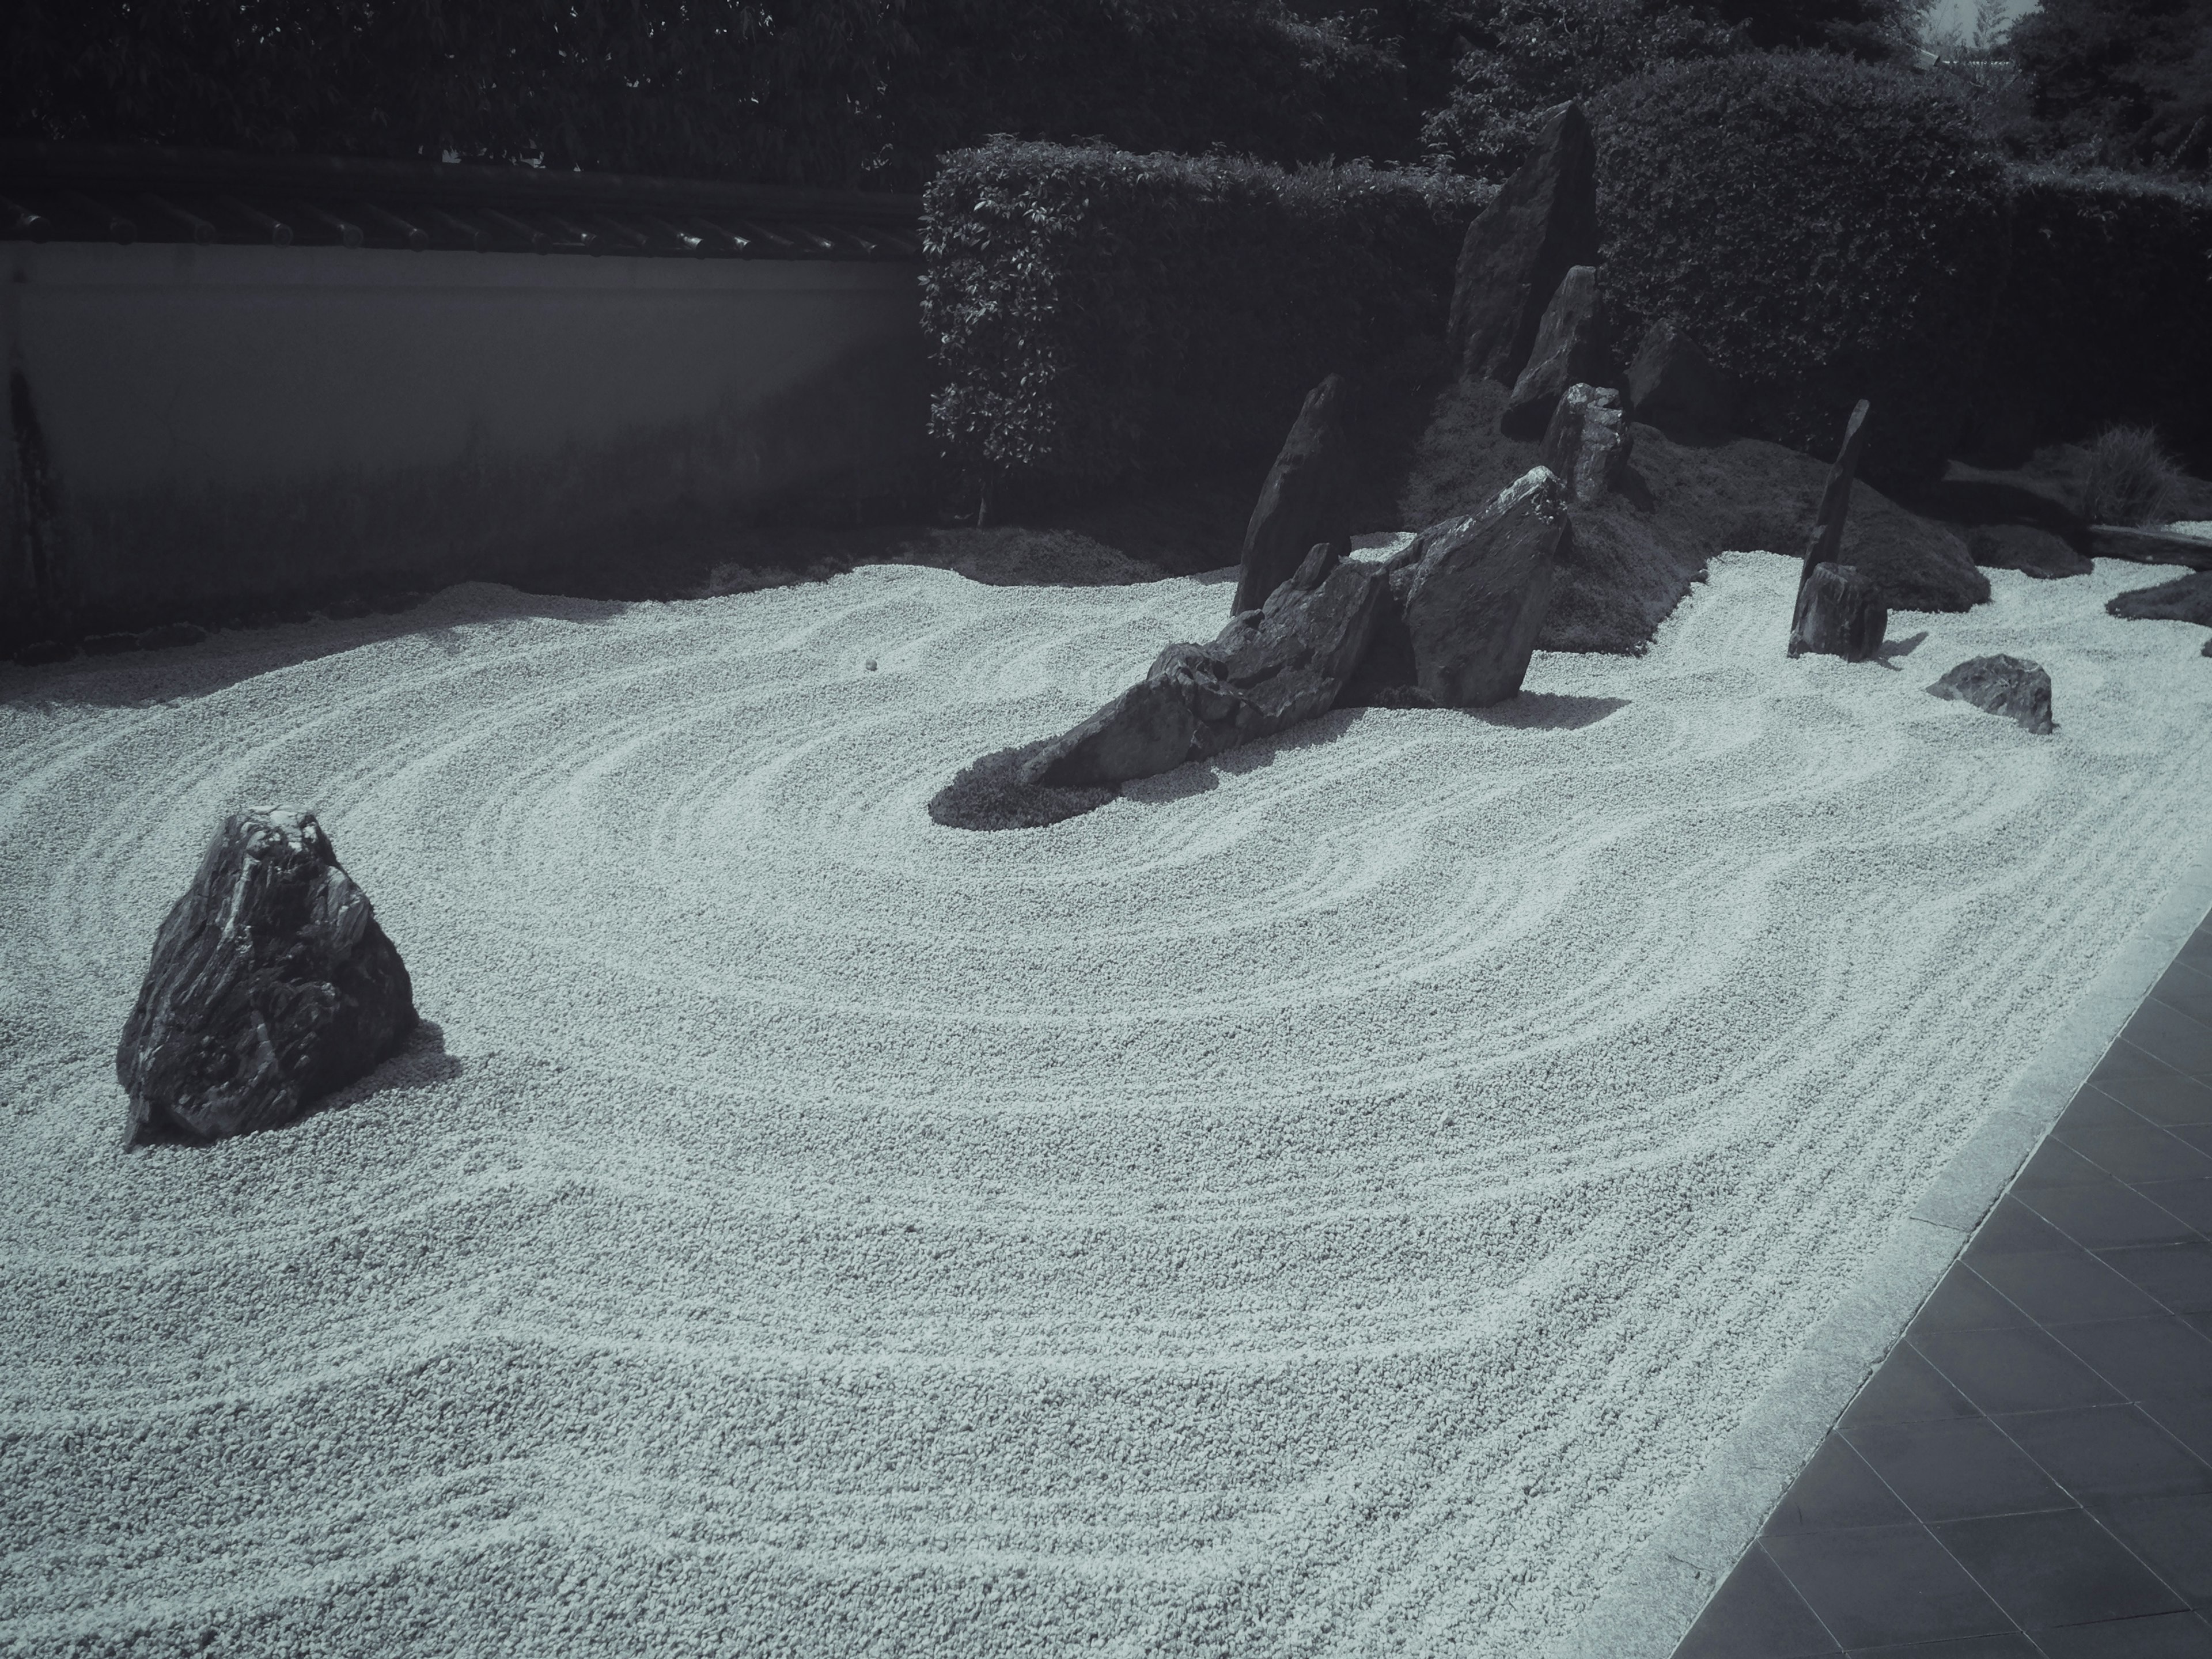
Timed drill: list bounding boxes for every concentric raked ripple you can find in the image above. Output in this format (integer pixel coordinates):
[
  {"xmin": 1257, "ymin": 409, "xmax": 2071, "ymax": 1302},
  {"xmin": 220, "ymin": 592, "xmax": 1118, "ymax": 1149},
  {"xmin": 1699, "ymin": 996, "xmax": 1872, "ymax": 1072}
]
[{"xmin": 3, "ymin": 552, "xmax": 2210, "ymax": 1658}]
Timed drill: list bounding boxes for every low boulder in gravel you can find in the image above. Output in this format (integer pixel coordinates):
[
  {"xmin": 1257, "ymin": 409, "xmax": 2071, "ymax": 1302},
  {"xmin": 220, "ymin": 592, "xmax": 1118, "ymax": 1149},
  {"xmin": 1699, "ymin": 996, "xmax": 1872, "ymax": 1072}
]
[
  {"xmin": 1789, "ymin": 563, "xmax": 1887, "ymax": 662},
  {"xmin": 1346, "ymin": 467, "xmax": 1571, "ymax": 708},
  {"xmin": 1927, "ymin": 654, "xmax": 2055, "ymax": 734},
  {"xmin": 1626, "ymin": 320, "xmax": 1737, "ymax": 441},
  {"xmin": 1446, "ymin": 101, "xmax": 1599, "ymax": 387},
  {"xmin": 1501, "ymin": 266, "xmax": 1608, "ymax": 440},
  {"xmin": 1539, "ymin": 383, "xmax": 1631, "ymax": 504},
  {"xmin": 2107, "ymin": 570, "xmax": 2212, "ymax": 657},
  {"xmin": 931, "ymin": 544, "xmax": 1388, "ymax": 825},
  {"xmin": 116, "ymin": 809, "xmax": 417, "ymax": 1146},
  {"xmin": 1233, "ymin": 374, "xmax": 1354, "ymax": 615},
  {"xmin": 1968, "ymin": 524, "xmax": 2093, "ymax": 580}
]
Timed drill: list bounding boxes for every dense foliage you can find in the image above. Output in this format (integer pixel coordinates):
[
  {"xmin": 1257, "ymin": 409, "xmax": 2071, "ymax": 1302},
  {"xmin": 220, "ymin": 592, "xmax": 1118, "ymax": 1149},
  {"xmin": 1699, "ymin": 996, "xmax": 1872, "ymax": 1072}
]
[
  {"xmin": 867, "ymin": 1, "xmax": 1418, "ymax": 190},
  {"xmin": 1, "ymin": 0, "xmax": 902, "ymax": 185},
  {"xmin": 921, "ymin": 141, "xmax": 1490, "ymax": 504},
  {"xmin": 1590, "ymin": 49, "xmax": 2010, "ymax": 491},
  {"xmin": 1975, "ymin": 165, "xmax": 2212, "ymax": 468},
  {"xmin": 2007, "ymin": 0, "xmax": 2212, "ymax": 172}
]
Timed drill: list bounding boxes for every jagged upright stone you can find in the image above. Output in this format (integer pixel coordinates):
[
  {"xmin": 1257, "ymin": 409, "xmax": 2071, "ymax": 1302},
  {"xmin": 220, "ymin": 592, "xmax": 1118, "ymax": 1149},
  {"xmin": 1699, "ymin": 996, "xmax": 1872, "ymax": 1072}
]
[
  {"xmin": 1347, "ymin": 468, "xmax": 1572, "ymax": 709},
  {"xmin": 1927, "ymin": 654, "xmax": 2055, "ymax": 734},
  {"xmin": 1233, "ymin": 374, "xmax": 1354, "ymax": 615},
  {"xmin": 115, "ymin": 809, "xmax": 417, "ymax": 1146},
  {"xmin": 1446, "ymin": 102, "xmax": 1600, "ymax": 388},
  {"xmin": 1502, "ymin": 267, "xmax": 1609, "ymax": 440},
  {"xmin": 1801, "ymin": 399, "xmax": 1874, "ymax": 584},
  {"xmin": 1789, "ymin": 563, "xmax": 1887, "ymax": 661},
  {"xmin": 1538, "ymin": 383, "xmax": 1632, "ymax": 503},
  {"xmin": 1626, "ymin": 320, "xmax": 1737, "ymax": 441}
]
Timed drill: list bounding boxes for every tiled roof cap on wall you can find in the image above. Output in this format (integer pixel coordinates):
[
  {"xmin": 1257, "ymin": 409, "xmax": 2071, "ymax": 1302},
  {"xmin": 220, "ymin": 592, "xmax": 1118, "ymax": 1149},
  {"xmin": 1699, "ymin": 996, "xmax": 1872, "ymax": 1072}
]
[{"xmin": 0, "ymin": 141, "xmax": 923, "ymax": 260}]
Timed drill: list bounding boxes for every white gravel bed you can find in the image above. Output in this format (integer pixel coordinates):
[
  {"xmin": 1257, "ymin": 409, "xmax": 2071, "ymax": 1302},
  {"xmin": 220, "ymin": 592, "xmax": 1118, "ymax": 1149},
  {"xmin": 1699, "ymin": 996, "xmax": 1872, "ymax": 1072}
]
[{"xmin": 2, "ymin": 549, "xmax": 2209, "ymax": 1658}]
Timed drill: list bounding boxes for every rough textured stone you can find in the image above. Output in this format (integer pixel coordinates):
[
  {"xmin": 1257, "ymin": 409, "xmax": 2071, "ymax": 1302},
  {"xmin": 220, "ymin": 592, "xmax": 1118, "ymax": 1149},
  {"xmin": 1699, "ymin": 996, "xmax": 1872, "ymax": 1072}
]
[
  {"xmin": 1539, "ymin": 384, "xmax": 1632, "ymax": 504},
  {"xmin": 1788, "ymin": 562, "xmax": 1887, "ymax": 661},
  {"xmin": 1927, "ymin": 654, "xmax": 2055, "ymax": 734},
  {"xmin": 1350, "ymin": 468, "xmax": 1571, "ymax": 707},
  {"xmin": 1967, "ymin": 524, "xmax": 2093, "ymax": 579},
  {"xmin": 116, "ymin": 809, "xmax": 416, "ymax": 1146},
  {"xmin": 1501, "ymin": 266, "xmax": 1608, "ymax": 440},
  {"xmin": 1233, "ymin": 374, "xmax": 1355, "ymax": 614},
  {"xmin": 2107, "ymin": 569, "xmax": 2212, "ymax": 658},
  {"xmin": 2086, "ymin": 525, "xmax": 2212, "ymax": 570},
  {"xmin": 933, "ymin": 544, "xmax": 1389, "ymax": 824},
  {"xmin": 1446, "ymin": 101, "xmax": 1600, "ymax": 388},
  {"xmin": 1625, "ymin": 320, "xmax": 1737, "ymax": 441},
  {"xmin": 1802, "ymin": 399, "xmax": 1873, "ymax": 584}
]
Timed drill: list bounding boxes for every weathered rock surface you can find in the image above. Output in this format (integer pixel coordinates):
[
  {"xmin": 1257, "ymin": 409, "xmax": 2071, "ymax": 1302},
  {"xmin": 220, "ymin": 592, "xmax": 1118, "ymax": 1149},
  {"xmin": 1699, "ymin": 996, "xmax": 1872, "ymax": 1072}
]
[
  {"xmin": 2086, "ymin": 525, "xmax": 2212, "ymax": 570},
  {"xmin": 932, "ymin": 544, "xmax": 1389, "ymax": 826},
  {"xmin": 1501, "ymin": 266, "xmax": 1608, "ymax": 440},
  {"xmin": 2107, "ymin": 569, "xmax": 2212, "ymax": 658},
  {"xmin": 1233, "ymin": 374, "xmax": 1355, "ymax": 614},
  {"xmin": 1446, "ymin": 101, "xmax": 1599, "ymax": 388},
  {"xmin": 1625, "ymin": 320, "xmax": 1737, "ymax": 441},
  {"xmin": 1927, "ymin": 654, "xmax": 2055, "ymax": 734},
  {"xmin": 1347, "ymin": 468, "xmax": 1571, "ymax": 708},
  {"xmin": 1967, "ymin": 524, "xmax": 2094, "ymax": 579},
  {"xmin": 1539, "ymin": 383, "xmax": 1631, "ymax": 504},
  {"xmin": 1789, "ymin": 562, "xmax": 1887, "ymax": 661},
  {"xmin": 115, "ymin": 809, "xmax": 416, "ymax": 1146},
  {"xmin": 1801, "ymin": 400, "xmax": 1873, "ymax": 584}
]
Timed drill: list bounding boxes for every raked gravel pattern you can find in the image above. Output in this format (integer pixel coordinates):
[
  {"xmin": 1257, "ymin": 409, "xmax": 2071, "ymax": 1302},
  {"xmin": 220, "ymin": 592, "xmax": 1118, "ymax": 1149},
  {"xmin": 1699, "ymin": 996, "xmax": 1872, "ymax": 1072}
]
[{"xmin": 3, "ymin": 551, "xmax": 2211, "ymax": 1659}]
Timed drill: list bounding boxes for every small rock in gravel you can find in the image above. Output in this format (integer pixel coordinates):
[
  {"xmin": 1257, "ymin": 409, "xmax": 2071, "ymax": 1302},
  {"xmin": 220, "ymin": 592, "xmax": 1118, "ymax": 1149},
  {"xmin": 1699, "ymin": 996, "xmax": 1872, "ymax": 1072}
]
[{"xmin": 1927, "ymin": 654, "xmax": 2055, "ymax": 734}]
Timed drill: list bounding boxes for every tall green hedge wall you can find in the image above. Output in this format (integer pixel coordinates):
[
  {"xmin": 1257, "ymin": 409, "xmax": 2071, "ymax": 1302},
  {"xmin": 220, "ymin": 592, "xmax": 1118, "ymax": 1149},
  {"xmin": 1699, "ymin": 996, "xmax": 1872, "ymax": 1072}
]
[
  {"xmin": 920, "ymin": 141, "xmax": 1491, "ymax": 505},
  {"xmin": 1590, "ymin": 51, "xmax": 2011, "ymax": 493},
  {"xmin": 1972, "ymin": 166, "xmax": 2212, "ymax": 469}
]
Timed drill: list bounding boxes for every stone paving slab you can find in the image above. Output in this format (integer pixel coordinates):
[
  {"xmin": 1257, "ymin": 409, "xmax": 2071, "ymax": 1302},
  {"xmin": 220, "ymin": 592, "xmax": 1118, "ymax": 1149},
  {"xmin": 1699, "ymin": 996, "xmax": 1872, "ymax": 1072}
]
[{"xmin": 1553, "ymin": 836, "xmax": 2212, "ymax": 1659}]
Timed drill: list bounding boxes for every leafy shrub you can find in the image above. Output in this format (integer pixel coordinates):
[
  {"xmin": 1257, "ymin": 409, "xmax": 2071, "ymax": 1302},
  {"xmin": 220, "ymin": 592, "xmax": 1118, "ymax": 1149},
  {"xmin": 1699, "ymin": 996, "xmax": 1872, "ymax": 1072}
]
[
  {"xmin": 869, "ymin": 1, "xmax": 1420, "ymax": 191},
  {"xmin": 3, "ymin": 0, "xmax": 904, "ymax": 186},
  {"xmin": 2008, "ymin": 0, "xmax": 2212, "ymax": 175},
  {"xmin": 2080, "ymin": 425, "xmax": 2186, "ymax": 525},
  {"xmin": 921, "ymin": 141, "xmax": 1490, "ymax": 507},
  {"xmin": 1972, "ymin": 165, "xmax": 2212, "ymax": 469},
  {"xmin": 1419, "ymin": 0, "xmax": 1749, "ymax": 180},
  {"xmin": 1590, "ymin": 49, "xmax": 2010, "ymax": 491}
]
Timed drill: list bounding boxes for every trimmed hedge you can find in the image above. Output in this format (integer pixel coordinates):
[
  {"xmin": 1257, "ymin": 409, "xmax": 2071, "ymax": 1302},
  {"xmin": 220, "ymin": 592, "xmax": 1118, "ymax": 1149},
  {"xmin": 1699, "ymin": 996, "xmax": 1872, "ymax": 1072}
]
[
  {"xmin": 921, "ymin": 142, "xmax": 1491, "ymax": 506},
  {"xmin": 1970, "ymin": 165, "xmax": 2212, "ymax": 469},
  {"xmin": 1590, "ymin": 50, "xmax": 2011, "ymax": 491}
]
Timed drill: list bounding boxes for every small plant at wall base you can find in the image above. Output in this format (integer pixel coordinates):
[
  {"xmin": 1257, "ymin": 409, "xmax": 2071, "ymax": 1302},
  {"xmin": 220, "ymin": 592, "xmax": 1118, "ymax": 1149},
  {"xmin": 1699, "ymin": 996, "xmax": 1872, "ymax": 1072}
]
[{"xmin": 2078, "ymin": 425, "xmax": 2186, "ymax": 527}]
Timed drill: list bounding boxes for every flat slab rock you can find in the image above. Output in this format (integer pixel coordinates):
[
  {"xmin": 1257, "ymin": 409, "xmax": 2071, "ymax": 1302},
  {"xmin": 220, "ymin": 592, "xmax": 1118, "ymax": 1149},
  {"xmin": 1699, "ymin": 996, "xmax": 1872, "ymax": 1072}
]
[
  {"xmin": 115, "ymin": 808, "xmax": 417, "ymax": 1145},
  {"xmin": 1927, "ymin": 654, "xmax": 2055, "ymax": 734},
  {"xmin": 2107, "ymin": 569, "xmax": 2212, "ymax": 657}
]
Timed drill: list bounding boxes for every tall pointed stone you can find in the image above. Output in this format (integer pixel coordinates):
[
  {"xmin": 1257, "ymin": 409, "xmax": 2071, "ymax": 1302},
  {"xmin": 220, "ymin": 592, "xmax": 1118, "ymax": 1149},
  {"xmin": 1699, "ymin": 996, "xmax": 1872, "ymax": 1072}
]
[
  {"xmin": 1445, "ymin": 102, "xmax": 1600, "ymax": 389},
  {"xmin": 1233, "ymin": 374, "xmax": 1354, "ymax": 615},
  {"xmin": 1801, "ymin": 399, "xmax": 1873, "ymax": 584},
  {"xmin": 1501, "ymin": 266, "xmax": 1609, "ymax": 439}
]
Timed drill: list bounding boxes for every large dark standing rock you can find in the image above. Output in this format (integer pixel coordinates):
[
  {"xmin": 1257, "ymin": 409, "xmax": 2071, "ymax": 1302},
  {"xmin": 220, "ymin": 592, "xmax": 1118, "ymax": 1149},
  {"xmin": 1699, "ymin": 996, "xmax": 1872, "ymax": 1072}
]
[
  {"xmin": 1446, "ymin": 102, "xmax": 1600, "ymax": 388},
  {"xmin": 1927, "ymin": 655, "xmax": 2055, "ymax": 734},
  {"xmin": 1788, "ymin": 399, "xmax": 1887, "ymax": 660},
  {"xmin": 1968, "ymin": 524, "xmax": 2093, "ymax": 580},
  {"xmin": 116, "ymin": 809, "xmax": 417, "ymax": 1146},
  {"xmin": 931, "ymin": 544, "xmax": 1389, "ymax": 825},
  {"xmin": 1801, "ymin": 399, "xmax": 1873, "ymax": 584},
  {"xmin": 1539, "ymin": 383, "xmax": 1632, "ymax": 505},
  {"xmin": 1348, "ymin": 467, "xmax": 1572, "ymax": 708},
  {"xmin": 1233, "ymin": 374, "xmax": 1355, "ymax": 615},
  {"xmin": 1501, "ymin": 267, "xmax": 1608, "ymax": 440},
  {"xmin": 1789, "ymin": 562, "xmax": 1887, "ymax": 661},
  {"xmin": 1626, "ymin": 320, "xmax": 1737, "ymax": 441}
]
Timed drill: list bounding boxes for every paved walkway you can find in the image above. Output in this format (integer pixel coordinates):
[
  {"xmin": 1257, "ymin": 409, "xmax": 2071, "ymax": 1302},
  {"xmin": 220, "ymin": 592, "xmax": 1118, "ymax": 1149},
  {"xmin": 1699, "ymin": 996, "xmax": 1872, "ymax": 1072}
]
[{"xmin": 1672, "ymin": 914, "xmax": 2212, "ymax": 1657}]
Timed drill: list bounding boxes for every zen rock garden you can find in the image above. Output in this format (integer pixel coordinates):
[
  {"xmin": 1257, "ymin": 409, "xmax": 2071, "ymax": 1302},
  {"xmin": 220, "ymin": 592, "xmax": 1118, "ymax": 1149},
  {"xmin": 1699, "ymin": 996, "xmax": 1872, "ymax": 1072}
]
[
  {"xmin": 108, "ymin": 99, "xmax": 2203, "ymax": 1144},
  {"xmin": 930, "ymin": 100, "xmax": 2074, "ymax": 836}
]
